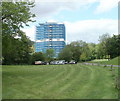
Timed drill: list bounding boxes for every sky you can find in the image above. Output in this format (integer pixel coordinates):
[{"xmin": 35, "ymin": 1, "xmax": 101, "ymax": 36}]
[{"xmin": 22, "ymin": 0, "xmax": 118, "ymax": 44}]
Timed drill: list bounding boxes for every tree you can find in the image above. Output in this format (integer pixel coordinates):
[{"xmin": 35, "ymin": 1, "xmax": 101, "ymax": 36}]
[
  {"xmin": 58, "ymin": 40, "xmax": 91, "ymax": 62},
  {"xmin": 16, "ymin": 32, "xmax": 34, "ymax": 64},
  {"xmin": 69, "ymin": 41, "xmax": 82, "ymax": 62},
  {"xmin": 96, "ymin": 44, "xmax": 102, "ymax": 59},
  {"xmin": 88, "ymin": 43, "xmax": 97, "ymax": 60},
  {"xmin": 105, "ymin": 34, "xmax": 120, "ymax": 59},
  {"xmin": 31, "ymin": 52, "xmax": 45, "ymax": 64},
  {"xmin": 2, "ymin": 32, "xmax": 34, "ymax": 64},
  {"xmin": 70, "ymin": 45, "xmax": 81, "ymax": 62},
  {"xmin": 96, "ymin": 43, "xmax": 105, "ymax": 59},
  {"xmin": 45, "ymin": 49, "xmax": 55, "ymax": 62},
  {"xmin": 58, "ymin": 45, "xmax": 72, "ymax": 62},
  {"xmin": 2, "ymin": 1, "xmax": 35, "ymax": 64},
  {"xmin": 97, "ymin": 33, "xmax": 111, "ymax": 59},
  {"xmin": 99, "ymin": 33, "xmax": 110, "ymax": 43},
  {"xmin": 71, "ymin": 40, "xmax": 91, "ymax": 61},
  {"xmin": 2, "ymin": 2, "xmax": 35, "ymax": 36},
  {"xmin": 80, "ymin": 52, "xmax": 87, "ymax": 61},
  {"xmin": 96, "ymin": 33, "xmax": 120, "ymax": 59}
]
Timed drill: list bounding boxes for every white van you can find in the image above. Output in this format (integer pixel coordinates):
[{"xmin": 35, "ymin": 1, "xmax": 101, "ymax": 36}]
[{"xmin": 57, "ymin": 60, "xmax": 65, "ymax": 65}]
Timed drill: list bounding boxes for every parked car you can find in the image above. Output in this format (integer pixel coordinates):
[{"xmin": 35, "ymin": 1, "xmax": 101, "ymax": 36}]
[
  {"xmin": 50, "ymin": 60, "xmax": 66, "ymax": 65},
  {"xmin": 69, "ymin": 60, "xmax": 77, "ymax": 64},
  {"xmin": 65, "ymin": 61, "xmax": 68, "ymax": 64},
  {"xmin": 57, "ymin": 60, "xmax": 65, "ymax": 65},
  {"xmin": 50, "ymin": 61, "xmax": 58, "ymax": 65},
  {"xmin": 42, "ymin": 61, "xmax": 47, "ymax": 65},
  {"xmin": 35, "ymin": 61, "xmax": 47, "ymax": 65}
]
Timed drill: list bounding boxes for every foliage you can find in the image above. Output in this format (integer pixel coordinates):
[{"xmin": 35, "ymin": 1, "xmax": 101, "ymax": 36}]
[
  {"xmin": 80, "ymin": 52, "xmax": 88, "ymax": 61},
  {"xmin": 88, "ymin": 43, "xmax": 97, "ymax": 60},
  {"xmin": 2, "ymin": 32, "xmax": 33, "ymax": 64},
  {"xmin": 58, "ymin": 41, "xmax": 82, "ymax": 62},
  {"xmin": 2, "ymin": 2, "xmax": 35, "ymax": 64},
  {"xmin": 45, "ymin": 49, "xmax": 55, "ymax": 62},
  {"xmin": 31, "ymin": 52, "xmax": 45, "ymax": 64},
  {"xmin": 97, "ymin": 33, "xmax": 111, "ymax": 59},
  {"xmin": 58, "ymin": 45, "xmax": 72, "ymax": 62},
  {"xmin": 59, "ymin": 33, "xmax": 119, "ymax": 62},
  {"xmin": 97, "ymin": 34, "xmax": 120, "ymax": 59},
  {"xmin": 105, "ymin": 35, "xmax": 120, "ymax": 59},
  {"xmin": 2, "ymin": 2, "xmax": 35, "ymax": 36},
  {"xmin": 59, "ymin": 40, "xmax": 92, "ymax": 62},
  {"xmin": 96, "ymin": 43, "xmax": 105, "ymax": 59},
  {"xmin": 69, "ymin": 42, "xmax": 81, "ymax": 62}
]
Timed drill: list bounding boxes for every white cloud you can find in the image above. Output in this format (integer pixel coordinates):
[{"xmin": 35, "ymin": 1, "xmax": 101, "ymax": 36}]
[
  {"xmin": 22, "ymin": 19, "xmax": 118, "ymax": 44},
  {"xmin": 35, "ymin": 0, "xmax": 97, "ymax": 3},
  {"xmin": 31, "ymin": 0, "xmax": 118, "ymax": 19},
  {"xmin": 23, "ymin": 0, "xmax": 118, "ymax": 43},
  {"xmin": 95, "ymin": 0, "xmax": 118, "ymax": 13},
  {"xmin": 31, "ymin": 2, "xmax": 85, "ymax": 21},
  {"xmin": 64, "ymin": 19, "xmax": 118, "ymax": 43},
  {"xmin": 31, "ymin": 0, "xmax": 99, "ymax": 20}
]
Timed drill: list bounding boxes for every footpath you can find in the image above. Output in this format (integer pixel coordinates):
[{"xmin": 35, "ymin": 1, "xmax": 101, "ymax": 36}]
[{"xmin": 81, "ymin": 62, "xmax": 120, "ymax": 67}]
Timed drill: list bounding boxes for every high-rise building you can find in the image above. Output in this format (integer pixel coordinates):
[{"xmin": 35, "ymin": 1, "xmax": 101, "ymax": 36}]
[{"xmin": 35, "ymin": 22, "xmax": 66, "ymax": 57}]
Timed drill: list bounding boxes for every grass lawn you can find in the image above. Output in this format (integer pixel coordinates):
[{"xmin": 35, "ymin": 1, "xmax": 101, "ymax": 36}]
[
  {"xmin": 88, "ymin": 56, "xmax": 119, "ymax": 65},
  {"xmin": 2, "ymin": 64, "xmax": 118, "ymax": 99}
]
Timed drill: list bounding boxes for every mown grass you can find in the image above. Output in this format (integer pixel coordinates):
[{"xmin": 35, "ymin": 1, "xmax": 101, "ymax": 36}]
[
  {"xmin": 2, "ymin": 64, "xmax": 118, "ymax": 99},
  {"xmin": 88, "ymin": 56, "xmax": 119, "ymax": 65}
]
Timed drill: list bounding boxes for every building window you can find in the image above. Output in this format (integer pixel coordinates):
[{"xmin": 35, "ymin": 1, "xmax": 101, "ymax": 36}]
[
  {"xmin": 49, "ymin": 30, "xmax": 52, "ymax": 32},
  {"xmin": 49, "ymin": 25, "xmax": 53, "ymax": 27}
]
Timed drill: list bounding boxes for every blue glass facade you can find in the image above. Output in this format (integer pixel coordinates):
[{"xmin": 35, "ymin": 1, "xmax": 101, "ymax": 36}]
[{"xmin": 35, "ymin": 22, "xmax": 66, "ymax": 57}]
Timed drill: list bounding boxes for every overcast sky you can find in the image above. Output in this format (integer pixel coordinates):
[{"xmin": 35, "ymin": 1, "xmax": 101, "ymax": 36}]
[{"xmin": 22, "ymin": 0, "xmax": 118, "ymax": 44}]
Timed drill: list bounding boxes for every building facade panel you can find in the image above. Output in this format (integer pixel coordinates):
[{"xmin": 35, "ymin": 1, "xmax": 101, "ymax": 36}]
[{"xmin": 35, "ymin": 22, "xmax": 66, "ymax": 57}]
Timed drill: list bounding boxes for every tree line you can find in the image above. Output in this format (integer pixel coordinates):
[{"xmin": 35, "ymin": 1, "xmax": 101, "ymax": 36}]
[
  {"xmin": 29, "ymin": 33, "xmax": 120, "ymax": 64},
  {"xmin": 2, "ymin": 2, "xmax": 120, "ymax": 65},
  {"xmin": 58, "ymin": 33, "xmax": 120, "ymax": 62}
]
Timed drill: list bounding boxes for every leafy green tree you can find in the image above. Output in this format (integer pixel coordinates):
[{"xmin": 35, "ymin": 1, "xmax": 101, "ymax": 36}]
[
  {"xmin": 97, "ymin": 33, "xmax": 110, "ymax": 59},
  {"xmin": 16, "ymin": 32, "xmax": 34, "ymax": 64},
  {"xmin": 59, "ymin": 40, "xmax": 91, "ymax": 62},
  {"xmin": 99, "ymin": 33, "xmax": 110, "ymax": 43},
  {"xmin": 31, "ymin": 52, "xmax": 45, "ymax": 64},
  {"xmin": 2, "ymin": 32, "xmax": 34, "ymax": 64},
  {"xmin": 88, "ymin": 43, "xmax": 97, "ymax": 60},
  {"xmin": 58, "ymin": 45, "xmax": 72, "ymax": 62},
  {"xmin": 106, "ymin": 34, "xmax": 120, "ymax": 59},
  {"xmin": 69, "ymin": 41, "xmax": 82, "ymax": 62},
  {"xmin": 2, "ymin": 2, "xmax": 35, "ymax": 36},
  {"xmin": 45, "ymin": 49, "xmax": 55, "ymax": 62},
  {"xmin": 71, "ymin": 40, "xmax": 91, "ymax": 61},
  {"xmin": 2, "ymin": 2, "xmax": 35, "ymax": 64},
  {"xmin": 96, "ymin": 33, "xmax": 119, "ymax": 59},
  {"xmin": 80, "ymin": 52, "xmax": 87, "ymax": 61},
  {"xmin": 96, "ymin": 44, "xmax": 102, "ymax": 59},
  {"xmin": 70, "ymin": 45, "xmax": 81, "ymax": 62},
  {"xmin": 96, "ymin": 43, "xmax": 105, "ymax": 59}
]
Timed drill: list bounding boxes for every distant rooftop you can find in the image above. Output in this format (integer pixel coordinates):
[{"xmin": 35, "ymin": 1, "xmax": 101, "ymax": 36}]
[{"xmin": 39, "ymin": 22, "xmax": 64, "ymax": 25}]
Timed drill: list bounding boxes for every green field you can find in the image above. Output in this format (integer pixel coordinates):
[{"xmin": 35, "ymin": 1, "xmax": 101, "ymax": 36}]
[
  {"xmin": 2, "ymin": 64, "xmax": 118, "ymax": 99},
  {"xmin": 88, "ymin": 56, "xmax": 119, "ymax": 65}
]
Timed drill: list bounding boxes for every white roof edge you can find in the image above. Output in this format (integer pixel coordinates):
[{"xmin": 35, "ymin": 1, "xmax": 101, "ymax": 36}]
[{"xmin": 38, "ymin": 22, "xmax": 64, "ymax": 25}]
